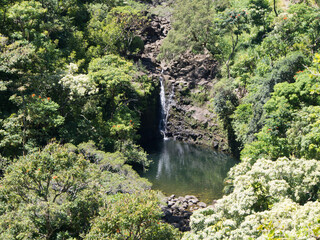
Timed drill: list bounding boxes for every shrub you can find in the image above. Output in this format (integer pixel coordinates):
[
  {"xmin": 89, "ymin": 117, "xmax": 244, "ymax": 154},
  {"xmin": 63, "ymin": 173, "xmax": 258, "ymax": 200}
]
[{"xmin": 85, "ymin": 191, "xmax": 180, "ymax": 240}]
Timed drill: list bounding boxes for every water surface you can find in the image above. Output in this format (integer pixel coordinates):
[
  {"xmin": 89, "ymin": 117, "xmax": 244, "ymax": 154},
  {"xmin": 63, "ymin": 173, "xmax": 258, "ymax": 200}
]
[{"xmin": 141, "ymin": 140, "xmax": 238, "ymax": 204}]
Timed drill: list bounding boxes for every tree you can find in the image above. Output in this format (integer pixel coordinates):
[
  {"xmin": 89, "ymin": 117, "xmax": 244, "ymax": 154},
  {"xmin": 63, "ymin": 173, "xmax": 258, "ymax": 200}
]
[
  {"xmin": 208, "ymin": 9, "xmax": 249, "ymax": 79},
  {"xmin": 0, "ymin": 142, "xmax": 98, "ymax": 239},
  {"xmin": 232, "ymin": 52, "xmax": 306, "ymax": 148},
  {"xmin": 158, "ymin": 0, "xmax": 215, "ymax": 60},
  {"xmin": 85, "ymin": 191, "xmax": 180, "ymax": 240},
  {"xmin": 86, "ymin": 55, "xmax": 141, "ymax": 148},
  {"xmin": 273, "ymin": 0, "xmax": 278, "ymax": 16},
  {"xmin": 7, "ymin": 1, "xmax": 47, "ymax": 41},
  {"xmin": 87, "ymin": 5, "xmax": 146, "ymax": 57},
  {"xmin": 0, "ymin": 94, "xmax": 64, "ymax": 157},
  {"xmin": 183, "ymin": 157, "xmax": 320, "ymax": 239},
  {"xmin": 213, "ymin": 87, "xmax": 241, "ymax": 157},
  {"xmin": 247, "ymin": 0, "xmax": 272, "ymax": 31},
  {"xmin": 0, "ymin": 141, "xmax": 152, "ymax": 239},
  {"xmin": 241, "ymin": 53, "xmax": 320, "ymax": 160},
  {"xmin": 257, "ymin": 4, "xmax": 320, "ymax": 62}
]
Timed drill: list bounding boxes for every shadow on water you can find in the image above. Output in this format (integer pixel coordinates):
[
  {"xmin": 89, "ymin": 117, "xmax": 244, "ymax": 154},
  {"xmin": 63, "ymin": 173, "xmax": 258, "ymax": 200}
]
[{"xmin": 141, "ymin": 139, "xmax": 239, "ymax": 204}]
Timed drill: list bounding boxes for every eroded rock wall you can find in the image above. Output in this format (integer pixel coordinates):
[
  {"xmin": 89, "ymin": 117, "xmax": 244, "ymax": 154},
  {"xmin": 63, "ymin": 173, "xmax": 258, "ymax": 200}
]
[{"xmin": 138, "ymin": 10, "xmax": 229, "ymax": 151}]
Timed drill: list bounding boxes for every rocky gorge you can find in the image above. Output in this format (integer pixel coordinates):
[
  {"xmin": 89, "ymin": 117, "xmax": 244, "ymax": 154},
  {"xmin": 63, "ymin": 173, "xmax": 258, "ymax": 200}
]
[
  {"xmin": 136, "ymin": 2, "xmax": 235, "ymax": 232},
  {"xmin": 137, "ymin": 5, "xmax": 229, "ymax": 151}
]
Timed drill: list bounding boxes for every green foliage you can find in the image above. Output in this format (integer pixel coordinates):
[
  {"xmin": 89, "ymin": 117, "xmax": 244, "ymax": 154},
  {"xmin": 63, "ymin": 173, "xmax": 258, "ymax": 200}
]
[
  {"xmin": 158, "ymin": 0, "xmax": 215, "ymax": 60},
  {"xmin": 183, "ymin": 157, "xmax": 320, "ymax": 239},
  {"xmin": 208, "ymin": 8, "xmax": 250, "ymax": 71},
  {"xmin": 0, "ymin": 39, "xmax": 37, "ymax": 76},
  {"xmin": 213, "ymin": 88, "xmax": 239, "ymax": 121},
  {"xmin": 214, "ymin": 0, "xmax": 231, "ymax": 12},
  {"xmin": 241, "ymin": 53, "xmax": 320, "ymax": 160},
  {"xmin": 206, "ymin": 2, "xmax": 320, "ymax": 159},
  {"xmin": 213, "ymin": 86, "xmax": 241, "ymax": 156},
  {"xmin": 88, "ymin": 54, "xmax": 133, "ymax": 97},
  {"xmin": 85, "ymin": 191, "xmax": 180, "ymax": 240},
  {"xmin": 7, "ymin": 1, "xmax": 47, "ymax": 41},
  {"xmin": 190, "ymin": 86, "xmax": 209, "ymax": 106},
  {"xmin": 1, "ymin": 0, "xmax": 151, "ymax": 156},
  {"xmin": 76, "ymin": 54, "xmax": 149, "ymax": 150},
  {"xmin": 1, "ymin": 42, "xmax": 153, "ymax": 155},
  {"xmin": 233, "ymin": 52, "xmax": 306, "ymax": 146},
  {"xmin": 119, "ymin": 140, "xmax": 151, "ymax": 170},
  {"xmin": 247, "ymin": 0, "xmax": 272, "ymax": 31},
  {"xmin": 87, "ymin": 5, "xmax": 146, "ymax": 56},
  {"xmin": 232, "ymin": 103, "xmax": 253, "ymax": 143},
  {"xmin": 288, "ymin": 106, "xmax": 320, "ymax": 159},
  {"xmin": 0, "ymin": 1, "xmax": 182, "ymax": 238},
  {"xmin": 0, "ymin": 141, "xmax": 152, "ymax": 239},
  {"xmin": 230, "ymin": 49, "xmax": 257, "ymax": 88},
  {"xmin": 257, "ymin": 3, "xmax": 320, "ymax": 62},
  {"xmin": 0, "ymin": 142, "xmax": 97, "ymax": 239},
  {"xmin": 0, "ymin": 94, "xmax": 64, "ymax": 156}
]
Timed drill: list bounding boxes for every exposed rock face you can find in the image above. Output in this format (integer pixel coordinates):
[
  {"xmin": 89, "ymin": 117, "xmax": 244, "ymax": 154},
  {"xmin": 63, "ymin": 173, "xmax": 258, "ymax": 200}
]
[
  {"xmin": 161, "ymin": 52, "xmax": 228, "ymax": 150},
  {"xmin": 136, "ymin": 14, "xmax": 170, "ymax": 145},
  {"xmin": 139, "ymin": 14, "xmax": 169, "ymax": 73},
  {"xmin": 138, "ymin": 9, "xmax": 228, "ymax": 150}
]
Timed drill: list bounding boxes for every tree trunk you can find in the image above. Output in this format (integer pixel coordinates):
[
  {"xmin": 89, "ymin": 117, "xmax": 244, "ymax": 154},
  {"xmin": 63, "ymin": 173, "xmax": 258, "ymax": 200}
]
[
  {"xmin": 273, "ymin": 0, "xmax": 278, "ymax": 16},
  {"xmin": 22, "ymin": 95, "xmax": 27, "ymax": 156},
  {"xmin": 226, "ymin": 61, "xmax": 230, "ymax": 79}
]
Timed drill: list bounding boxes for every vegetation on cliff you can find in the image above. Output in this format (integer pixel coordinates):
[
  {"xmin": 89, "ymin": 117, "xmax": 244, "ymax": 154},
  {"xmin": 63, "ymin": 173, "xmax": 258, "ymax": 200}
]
[
  {"xmin": 159, "ymin": 0, "xmax": 320, "ymax": 238},
  {"xmin": 160, "ymin": 0, "xmax": 320, "ymax": 160},
  {"xmin": 2, "ymin": 0, "xmax": 320, "ymax": 239},
  {"xmin": 0, "ymin": 0, "xmax": 179, "ymax": 238}
]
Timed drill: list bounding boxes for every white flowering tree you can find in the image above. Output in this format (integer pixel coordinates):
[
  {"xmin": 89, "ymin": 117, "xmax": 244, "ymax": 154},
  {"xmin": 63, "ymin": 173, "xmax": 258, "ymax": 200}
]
[
  {"xmin": 183, "ymin": 157, "xmax": 320, "ymax": 239},
  {"xmin": 60, "ymin": 63, "xmax": 98, "ymax": 100}
]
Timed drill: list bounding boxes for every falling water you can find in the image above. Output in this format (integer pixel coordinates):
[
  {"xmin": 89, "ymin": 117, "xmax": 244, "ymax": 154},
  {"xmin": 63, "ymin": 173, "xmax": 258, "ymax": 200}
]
[
  {"xmin": 159, "ymin": 70, "xmax": 175, "ymax": 140},
  {"xmin": 159, "ymin": 72, "xmax": 168, "ymax": 139}
]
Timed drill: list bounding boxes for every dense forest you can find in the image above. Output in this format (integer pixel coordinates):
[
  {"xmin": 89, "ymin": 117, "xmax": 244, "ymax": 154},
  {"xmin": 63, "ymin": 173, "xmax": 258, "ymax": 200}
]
[{"xmin": 1, "ymin": 0, "xmax": 320, "ymax": 239}]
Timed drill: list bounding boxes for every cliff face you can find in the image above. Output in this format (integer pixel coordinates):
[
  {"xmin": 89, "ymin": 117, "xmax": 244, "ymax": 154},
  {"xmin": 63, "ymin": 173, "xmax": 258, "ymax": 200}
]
[
  {"xmin": 160, "ymin": 53, "xmax": 228, "ymax": 150},
  {"xmin": 138, "ymin": 12, "xmax": 229, "ymax": 151}
]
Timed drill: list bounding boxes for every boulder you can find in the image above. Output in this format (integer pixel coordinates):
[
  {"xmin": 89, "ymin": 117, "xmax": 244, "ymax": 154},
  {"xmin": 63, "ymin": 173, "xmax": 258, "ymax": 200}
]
[
  {"xmin": 198, "ymin": 202, "xmax": 207, "ymax": 208},
  {"xmin": 185, "ymin": 195, "xmax": 195, "ymax": 200},
  {"xmin": 167, "ymin": 201, "xmax": 175, "ymax": 207},
  {"xmin": 190, "ymin": 198, "xmax": 199, "ymax": 204}
]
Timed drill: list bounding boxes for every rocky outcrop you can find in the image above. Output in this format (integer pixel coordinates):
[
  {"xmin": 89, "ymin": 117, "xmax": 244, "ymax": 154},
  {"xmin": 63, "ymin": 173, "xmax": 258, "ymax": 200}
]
[
  {"xmin": 137, "ymin": 14, "xmax": 170, "ymax": 144},
  {"xmin": 160, "ymin": 52, "xmax": 228, "ymax": 150},
  {"xmin": 161, "ymin": 194, "xmax": 215, "ymax": 232},
  {"xmin": 140, "ymin": 13, "xmax": 170, "ymax": 73},
  {"xmin": 138, "ymin": 7, "xmax": 229, "ymax": 151}
]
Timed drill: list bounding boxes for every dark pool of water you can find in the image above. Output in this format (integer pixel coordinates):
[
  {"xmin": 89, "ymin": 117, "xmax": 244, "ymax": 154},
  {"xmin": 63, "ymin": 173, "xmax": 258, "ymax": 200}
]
[{"xmin": 141, "ymin": 139, "xmax": 238, "ymax": 204}]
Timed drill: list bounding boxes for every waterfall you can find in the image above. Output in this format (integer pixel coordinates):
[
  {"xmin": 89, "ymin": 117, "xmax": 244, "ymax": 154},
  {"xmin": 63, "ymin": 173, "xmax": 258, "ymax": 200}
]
[
  {"xmin": 159, "ymin": 70, "xmax": 175, "ymax": 140},
  {"xmin": 159, "ymin": 72, "xmax": 168, "ymax": 139}
]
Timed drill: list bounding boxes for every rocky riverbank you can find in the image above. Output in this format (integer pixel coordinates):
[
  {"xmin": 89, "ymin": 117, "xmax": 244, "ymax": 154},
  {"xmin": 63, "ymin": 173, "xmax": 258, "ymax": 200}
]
[{"xmin": 161, "ymin": 194, "xmax": 215, "ymax": 232}]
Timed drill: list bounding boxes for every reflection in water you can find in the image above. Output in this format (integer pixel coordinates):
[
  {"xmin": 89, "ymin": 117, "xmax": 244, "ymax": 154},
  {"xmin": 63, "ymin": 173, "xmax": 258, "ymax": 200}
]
[
  {"xmin": 142, "ymin": 140, "xmax": 238, "ymax": 204},
  {"xmin": 156, "ymin": 146, "xmax": 171, "ymax": 179}
]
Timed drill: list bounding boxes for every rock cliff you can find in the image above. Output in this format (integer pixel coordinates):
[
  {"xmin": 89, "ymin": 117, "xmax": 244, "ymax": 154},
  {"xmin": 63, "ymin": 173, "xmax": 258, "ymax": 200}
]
[{"xmin": 138, "ymin": 7, "xmax": 229, "ymax": 151}]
